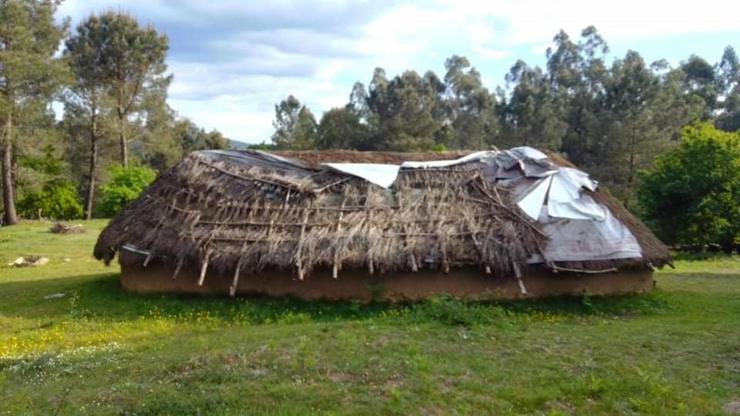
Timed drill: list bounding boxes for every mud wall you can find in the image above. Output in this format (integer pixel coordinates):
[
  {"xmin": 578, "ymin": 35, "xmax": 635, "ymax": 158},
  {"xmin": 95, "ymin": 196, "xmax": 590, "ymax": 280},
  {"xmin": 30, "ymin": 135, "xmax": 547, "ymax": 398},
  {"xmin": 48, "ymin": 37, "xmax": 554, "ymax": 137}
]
[{"xmin": 118, "ymin": 250, "xmax": 654, "ymax": 301}]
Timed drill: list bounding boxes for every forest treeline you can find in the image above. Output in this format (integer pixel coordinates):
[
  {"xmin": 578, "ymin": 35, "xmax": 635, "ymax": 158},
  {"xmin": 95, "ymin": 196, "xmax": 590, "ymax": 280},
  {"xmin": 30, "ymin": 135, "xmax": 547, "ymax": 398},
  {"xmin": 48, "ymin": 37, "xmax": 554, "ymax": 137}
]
[
  {"xmin": 269, "ymin": 27, "xmax": 739, "ymax": 207},
  {"xmin": 1, "ymin": 1, "xmax": 739, "ymax": 232}
]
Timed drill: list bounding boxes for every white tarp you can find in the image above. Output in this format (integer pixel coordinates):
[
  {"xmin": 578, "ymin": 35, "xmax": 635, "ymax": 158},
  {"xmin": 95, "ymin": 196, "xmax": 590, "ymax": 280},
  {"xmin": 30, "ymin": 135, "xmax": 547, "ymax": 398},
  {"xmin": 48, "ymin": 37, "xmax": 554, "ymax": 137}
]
[
  {"xmin": 509, "ymin": 146, "xmax": 548, "ymax": 160},
  {"xmin": 511, "ymin": 162, "xmax": 604, "ymax": 221},
  {"xmin": 400, "ymin": 151, "xmax": 497, "ymax": 169},
  {"xmin": 517, "ymin": 176, "xmax": 553, "ymax": 220},
  {"xmin": 546, "ymin": 168, "xmax": 605, "ymax": 221},
  {"xmin": 537, "ymin": 205, "xmax": 642, "ymax": 261},
  {"xmin": 322, "ymin": 163, "xmax": 400, "ymax": 189}
]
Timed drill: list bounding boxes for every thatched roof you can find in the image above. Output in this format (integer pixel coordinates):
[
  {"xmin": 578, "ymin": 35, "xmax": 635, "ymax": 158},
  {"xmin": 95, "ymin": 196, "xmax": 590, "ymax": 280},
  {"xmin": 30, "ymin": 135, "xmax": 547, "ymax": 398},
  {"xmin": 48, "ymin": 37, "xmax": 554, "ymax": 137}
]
[{"xmin": 94, "ymin": 149, "xmax": 670, "ymax": 285}]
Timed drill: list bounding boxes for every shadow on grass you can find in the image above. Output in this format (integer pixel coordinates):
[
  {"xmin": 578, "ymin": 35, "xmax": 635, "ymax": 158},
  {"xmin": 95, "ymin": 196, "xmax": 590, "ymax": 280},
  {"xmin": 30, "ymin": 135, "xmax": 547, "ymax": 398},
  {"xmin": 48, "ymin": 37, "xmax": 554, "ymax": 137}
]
[{"xmin": 0, "ymin": 271, "xmax": 683, "ymax": 327}]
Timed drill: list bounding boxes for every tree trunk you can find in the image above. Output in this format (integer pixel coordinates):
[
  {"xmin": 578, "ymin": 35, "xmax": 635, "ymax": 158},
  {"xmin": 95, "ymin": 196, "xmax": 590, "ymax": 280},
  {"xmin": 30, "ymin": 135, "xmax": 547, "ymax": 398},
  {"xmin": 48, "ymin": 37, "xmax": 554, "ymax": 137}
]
[
  {"xmin": 624, "ymin": 126, "xmax": 638, "ymax": 209},
  {"xmin": 2, "ymin": 113, "xmax": 19, "ymax": 226},
  {"xmin": 119, "ymin": 115, "xmax": 128, "ymax": 168},
  {"xmin": 85, "ymin": 115, "xmax": 98, "ymax": 220}
]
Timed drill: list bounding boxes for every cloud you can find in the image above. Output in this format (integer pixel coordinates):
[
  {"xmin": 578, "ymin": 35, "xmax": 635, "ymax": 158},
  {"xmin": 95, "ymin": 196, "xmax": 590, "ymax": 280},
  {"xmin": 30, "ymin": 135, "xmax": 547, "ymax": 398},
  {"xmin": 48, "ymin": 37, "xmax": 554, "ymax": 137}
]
[{"xmin": 58, "ymin": 0, "xmax": 740, "ymax": 142}]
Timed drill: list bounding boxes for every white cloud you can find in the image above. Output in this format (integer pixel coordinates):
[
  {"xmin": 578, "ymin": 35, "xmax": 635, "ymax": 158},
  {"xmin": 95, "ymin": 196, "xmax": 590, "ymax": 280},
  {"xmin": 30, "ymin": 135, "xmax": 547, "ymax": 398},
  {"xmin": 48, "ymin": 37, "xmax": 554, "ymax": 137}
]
[
  {"xmin": 474, "ymin": 47, "xmax": 510, "ymax": 60},
  {"xmin": 58, "ymin": 0, "xmax": 740, "ymax": 143}
]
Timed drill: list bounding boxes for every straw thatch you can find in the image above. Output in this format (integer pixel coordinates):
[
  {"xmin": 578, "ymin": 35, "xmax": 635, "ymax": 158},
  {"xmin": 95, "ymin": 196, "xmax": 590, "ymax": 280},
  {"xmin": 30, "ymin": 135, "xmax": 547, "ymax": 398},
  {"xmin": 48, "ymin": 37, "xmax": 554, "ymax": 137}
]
[{"xmin": 94, "ymin": 149, "xmax": 670, "ymax": 286}]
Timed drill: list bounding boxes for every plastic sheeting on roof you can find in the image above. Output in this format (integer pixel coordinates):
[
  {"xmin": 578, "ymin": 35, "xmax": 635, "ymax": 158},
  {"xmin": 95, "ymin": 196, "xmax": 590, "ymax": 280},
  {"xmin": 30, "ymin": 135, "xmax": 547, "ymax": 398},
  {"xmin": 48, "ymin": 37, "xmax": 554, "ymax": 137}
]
[
  {"xmin": 500, "ymin": 152, "xmax": 604, "ymax": 221},
  {"xmin": 322, "ymin": 163, "xmax": 401, "ymax": 188},
  {"xmin": 400, "ymin": 151, "xmax": 497, "ymax": 169},
  {"xmin": 536, "ymin": 205, "xmax": 642, "ymax": 261}
]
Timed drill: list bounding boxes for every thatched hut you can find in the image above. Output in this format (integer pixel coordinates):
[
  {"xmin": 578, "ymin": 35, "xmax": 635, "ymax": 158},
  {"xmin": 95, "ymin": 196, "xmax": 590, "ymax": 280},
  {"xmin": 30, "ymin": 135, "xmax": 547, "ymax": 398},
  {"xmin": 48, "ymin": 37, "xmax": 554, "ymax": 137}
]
[{"xmin": 94, "ymin": 147, "xmax": 671, "ymax": 301}]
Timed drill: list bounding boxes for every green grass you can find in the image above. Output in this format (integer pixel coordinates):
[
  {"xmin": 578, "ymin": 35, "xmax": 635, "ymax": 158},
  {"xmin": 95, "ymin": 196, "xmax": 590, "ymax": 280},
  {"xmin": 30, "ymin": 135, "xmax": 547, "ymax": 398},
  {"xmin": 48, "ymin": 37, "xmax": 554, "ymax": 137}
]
[{"xmin": 1, "ymin": 221, "xmax": 738, "ymax": 415}]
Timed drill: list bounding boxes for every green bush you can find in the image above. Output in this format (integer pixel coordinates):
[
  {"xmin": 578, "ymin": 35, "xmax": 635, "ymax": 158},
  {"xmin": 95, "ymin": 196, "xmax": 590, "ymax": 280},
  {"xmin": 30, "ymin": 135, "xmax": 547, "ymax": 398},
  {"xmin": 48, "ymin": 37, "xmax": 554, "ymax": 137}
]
[
  {"xmin": 431, "ymin": 143, "xmax": 448, "ymax": 152},
  {"xmin": 100, "ymin": 165, "xmax": 157, "ymax": 217},
  {"xmin": 18, "ymin": 181, "xmax": 84, "ymax": 220},
  {"xmin": 638, "ymin": 123, "xmax": 740, "ymax": 251}
]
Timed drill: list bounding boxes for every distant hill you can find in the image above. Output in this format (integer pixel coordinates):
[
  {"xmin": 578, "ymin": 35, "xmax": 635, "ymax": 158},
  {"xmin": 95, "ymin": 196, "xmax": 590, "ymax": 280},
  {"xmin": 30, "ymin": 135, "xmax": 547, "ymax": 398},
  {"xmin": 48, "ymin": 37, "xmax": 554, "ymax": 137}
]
[
  {"xmin": 228, "ymin": 139, "xmax": 250, "ymax": 150},
  {"xmin": 228, "ymin": 139, "xmax": 276, "ymax": 151}
]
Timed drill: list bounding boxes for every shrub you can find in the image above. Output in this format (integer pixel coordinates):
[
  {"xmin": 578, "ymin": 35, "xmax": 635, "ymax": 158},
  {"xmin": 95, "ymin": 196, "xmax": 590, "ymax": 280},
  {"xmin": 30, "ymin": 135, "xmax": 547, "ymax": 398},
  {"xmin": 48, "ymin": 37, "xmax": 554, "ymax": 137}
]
[
  {"xmin": 100, "ymin": 165, "xmax": 157, "ymax": 217},
  {"xmin": 638, "ymin": 123, "xmax": 740, "ymax": 251},
  {"xmin": 18, "ymin": 181, "xmax": 84, "ymax": 220},
  {"xmin": 431, "ymin": 143, "xmax": 448, "ymax": 152}
]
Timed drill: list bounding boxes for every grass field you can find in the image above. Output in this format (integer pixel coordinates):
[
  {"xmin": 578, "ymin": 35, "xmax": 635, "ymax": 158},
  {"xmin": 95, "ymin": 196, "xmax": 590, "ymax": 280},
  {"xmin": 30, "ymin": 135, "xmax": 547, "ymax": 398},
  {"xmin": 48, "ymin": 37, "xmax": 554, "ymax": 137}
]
[{"xmin": 1, "ymin": 220, "xmax": 738, "ymax": 415}]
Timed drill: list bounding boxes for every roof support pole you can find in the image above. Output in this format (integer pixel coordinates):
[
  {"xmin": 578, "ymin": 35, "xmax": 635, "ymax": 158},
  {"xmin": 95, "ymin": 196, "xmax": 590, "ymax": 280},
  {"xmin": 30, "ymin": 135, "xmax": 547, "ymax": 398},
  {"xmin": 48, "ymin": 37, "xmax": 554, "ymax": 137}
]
[
  {"xmin": 512, "ymin": 262, "xmax": 527, "ymax": 295},
  {"xmin": 332, "ymin": 197, "xmax": 346, "ymax": 279},
  {"xmin": 198, "ymin": 250, "xmax": 211, "ymax": 286},
  {"xmin": 171, "ymin": 257, "xmax": 183, "ymax": 280},
  {"xmin": 295, "ymin": 205, "xmax": 310, "ymax": 281},
  {"xmin": 397, "ymin": 189, "xmax": 418, "ymax": 272},
  {"xmin": 364, "ymin": 188, "xmax": 374, "ymax": 275},
  {"xmin": 230, "ymin": 262, "xmax": 241, "ymax": 297}
]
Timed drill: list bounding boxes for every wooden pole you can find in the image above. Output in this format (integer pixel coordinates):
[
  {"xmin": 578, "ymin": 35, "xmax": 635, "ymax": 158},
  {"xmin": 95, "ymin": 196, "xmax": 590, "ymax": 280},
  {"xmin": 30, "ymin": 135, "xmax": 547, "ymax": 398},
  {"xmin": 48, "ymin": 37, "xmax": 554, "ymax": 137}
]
[
  {"xmin": 295, "ymin": 207, "xmax": 310, "ymax": 280},
  {"xmin": 512, "ymin": 262, "xmax": 527, "ymax": 295},
  {"xmin": 172, "ymin": 257, "xmax": 184, "ymax": 280},
  {"xmin": 198, "ymin": 250, "xmax": 211, "ymax": 286},
  {"xmin": 229, "ymin": 262, "xmax": 241, "ymax": 297},
  {"xmin": 332, "ymin": 196, "xmax": 347, "ymax": 279}
]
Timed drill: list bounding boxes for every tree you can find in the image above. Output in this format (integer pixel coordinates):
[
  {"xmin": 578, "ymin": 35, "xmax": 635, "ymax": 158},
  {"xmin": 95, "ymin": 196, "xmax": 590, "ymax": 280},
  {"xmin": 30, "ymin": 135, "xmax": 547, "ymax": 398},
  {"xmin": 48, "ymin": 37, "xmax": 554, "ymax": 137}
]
[
  {"xmin": 442, "ymin": 55, "xmax": 499, "ymax": 149},
  {"xmin": 73, "ymin": 12, "xmax": 169, "ymax": 167},
  {"xmin": 316, "ymin": 108, "xmax": 369, "ymax": 149},
  {"xmin": 638, "ymin": 123, "xmax": 740, "ymax": 251},
  {"xmin": 100, "ymin": 164, "xmax": 156, "ymax": 216},
  {"xmin": 547, "ymin": 27, "xmax": 609, "ymax": 166},
  {"xmin": 347, "ymin": 81, "xmax": 370, "ymax": 123},
  {"xmin": 367, "ymin": 70, "xmax": 441, "ymax": 150},
  {"xmin": 500, "ymin": 60, "xmax": 565, "ymax": 150},
  {"xmin": 65, "ymin": 15, "xmax": 112, "ymax": 219},
  {"xmin": 681, "ymin": 55, "xmax": 718, "ymax": 119},
  {"xmin": 270, "ymin": 95, "xmax": 317, "ymax": 150},
  {"xmin": 0, "ymin": 0, "xmax": 68, "ymax": 225},
  {"xmin": 175, "ymin": 118, "xmax": 229, "ymax": 154},
  {"xmin": 715, "ymin": 46, "xmax": 740, "ymax": 131}
]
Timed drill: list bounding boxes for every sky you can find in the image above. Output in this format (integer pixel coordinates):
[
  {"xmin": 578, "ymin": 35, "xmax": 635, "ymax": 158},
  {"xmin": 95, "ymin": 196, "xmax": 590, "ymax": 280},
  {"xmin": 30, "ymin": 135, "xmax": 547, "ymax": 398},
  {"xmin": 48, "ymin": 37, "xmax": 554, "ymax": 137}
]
[{"xmin": 57, "ymin": 0, "xmax": 740, "ymax": 143}]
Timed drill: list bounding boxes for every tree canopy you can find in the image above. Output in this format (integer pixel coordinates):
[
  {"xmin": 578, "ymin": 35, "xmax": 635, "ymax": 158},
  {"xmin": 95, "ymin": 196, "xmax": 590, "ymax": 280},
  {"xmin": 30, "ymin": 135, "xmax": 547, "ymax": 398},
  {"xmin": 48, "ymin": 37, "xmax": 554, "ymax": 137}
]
[{"xmin": 638, "ymin": 123, "xmax": 740, "ymax": 251}]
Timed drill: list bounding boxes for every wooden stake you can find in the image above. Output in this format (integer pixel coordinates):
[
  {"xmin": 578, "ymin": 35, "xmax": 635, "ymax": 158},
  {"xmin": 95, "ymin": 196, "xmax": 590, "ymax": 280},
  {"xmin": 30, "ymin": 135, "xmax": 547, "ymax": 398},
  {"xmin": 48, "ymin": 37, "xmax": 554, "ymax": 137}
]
[
  {"xmin": 332, "ymin": 198, "xmax": 346, "ymax": 279},
  {"xmin": 365, "ymin": 185, "xmax": 374, "ymax": 275},
  {"xmin": 198, "ymin": 251, "xmax": 211, "ymax": 286},
  {"xmin": 172, "ymin": 257, "xmax": 184, "ymax": 280},
  {"xmin": 512, "ymin": 262, "xmax": 527, "ymax": 295},
  {"xmin": 295, "ymin": 208, "xmax": 310, "ymax": 280},
  {"xmin": 230, "ymin": 262, "xmax": 241, "ymax": 297}
]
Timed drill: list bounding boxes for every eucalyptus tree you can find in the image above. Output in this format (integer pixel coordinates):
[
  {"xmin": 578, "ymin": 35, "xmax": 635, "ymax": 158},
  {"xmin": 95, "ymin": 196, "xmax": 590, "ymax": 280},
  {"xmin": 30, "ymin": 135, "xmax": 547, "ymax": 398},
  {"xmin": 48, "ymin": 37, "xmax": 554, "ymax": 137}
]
[
  {"xmin": 546, "ymin": 26, "xmax": 609, "ymax": 166},
  {"xmin": 681, "ymin": 55, "xmax": 718, "ymax": 119},
  {"xmin": 316, "ymin": 108, "xmax": 369, "ymax": 150},
  {"xmin": 715, "ymin": 46, "xmax": 740, "ymax": 131},
  {"xmin": 367, "ymin": 69, "xmax": 441, "ymax": 151},
  {"xmin": 500, "ymin": 60, "xmax": 566, "ymax": 150},
  {"xmin": 0, "ymin": 0, "xmax": 68, "ymax": 225},
  {"xmin": 271, "ymin": 95, "xmax": 318, "ymax": 150},
  {"xmin": 443, "ymin": 55, "xmax": 499, "ymax": 149}
]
